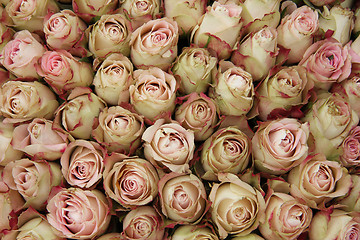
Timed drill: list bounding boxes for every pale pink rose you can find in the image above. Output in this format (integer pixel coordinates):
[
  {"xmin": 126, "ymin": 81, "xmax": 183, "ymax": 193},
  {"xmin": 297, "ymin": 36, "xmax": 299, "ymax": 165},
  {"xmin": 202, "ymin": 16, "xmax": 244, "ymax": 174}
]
[
  {"xmin": 36, "ymin": 50, "xmax": 93, "ymax": 96},
  {"xmin": 142, "ymin": 119, "xmax": 195, "ymax": 173},
  {"xmin": 0, "ymin": 80, "xmax": 59, "ymax": 122},
  {"xmin": 93, "ymin": 53, "xmax": 134, "ymax": 106},
  {"xmin": 130, "ymin": 18, "xmax": 178, "ymax": 70},
  {"xmin": 88, "ymin": 14, "xmax": 132, "ymax": 59},
  {"xmin": 121, "ymin": 206, "xmax": 165, "ymax": 240},
  {"xmin": 340, "ymin": 126, "xmax": 360, "ymax": 168},
  {"xmin": 103, "ymin": 153, "xmax": 159, "ymax": 210},
  {"xmin": 92, "ymin": 106, "xmax": 145, "ymax": 154},
  {"xmin": 191, "ymin": 0, "xmax": 243, "ymax": 60},
  {"xmin": 259, "ymin": 192, "xmax": 312, "ymax": 240},
  {"xmin": 5, "ymin": 0, "xmax": 59, "ymax": 32},
  {"xmin": 44, "ymin": 10, "xmax": 88, "ymax": 57},
  {"xmin": 336, "ymin": 174, "xmax": 360, "ymax": 212},
  {"xmin": 171, "ymin": 225, "xmax": 219, "ymax": 240},
  {"xmin": 46, "ymin": 187, "xmax": 111, "ymax": 239},
  {"xmin": 158, "ymin": 173, "xmax": 208, "ymax": 223},
  {"xmin": 288, "ymin": 153, "xmax": 352, "ymax": 209},
  {"xmin": 201, "ymin": 126, "xmax": 251, "ymax": 181},
  {"xmin": 73, "ymin": 0, "xmax": 118, "ymax": 23},
  {"xmin": 129, "ymin": 67, "xmax": 177, "ymax": 122},
  {"xmin": 0, "ymin": 23, "xmax": 14, "ymax": 53},
  {"xmin": 209, "ymin": 173, "xmax": 265, "ymax": 239},
  {"xmin": 3, "ymin": 158, "xmax": 62, "ymax": 210},
  {"xmin": 0, "ymin": 30, "xmax": 46, "ymax": 78},
  {"xmin": 61, "ymin": 140, "xmax": 106, "ymax": 189},
  {"xmin": 175, "ymin": 92, "xmax": 218, "ymax": 141},
  {"xmin": 309, "ymin": 209, "xmax": 360, "ymax": 240},
  {"xmin": 277, "ymin": 6, "xmax": 319, "ymax": 64},
  {"xmin": 11, "ymin": 118, "xmax": 68, "ymax": 161},
  {"xmin": 0, "ymin": 120, "xmax": 23, "ymax": 166}
]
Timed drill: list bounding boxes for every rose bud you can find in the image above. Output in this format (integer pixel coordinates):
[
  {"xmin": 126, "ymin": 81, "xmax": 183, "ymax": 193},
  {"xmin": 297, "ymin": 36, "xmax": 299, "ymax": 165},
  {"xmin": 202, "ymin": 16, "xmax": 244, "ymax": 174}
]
[
  {"xmin": 0, "ymin": 80, "xmax": 59, "ymax": 122},
  {"xmin": 129, "ymin": 68, "xmax": 177, "ymax": 122},
  {"xmin": 231, "ymin": 26, "xmax": 278, "ymax": 82},
  {"xmin": 118, "ymin": 0, "xmax": 161, "ymax": 30},
  {"xmin": 0, "ymin": 30, "xmax": 46, "ymax": 79},
  {"xmin": 302, "ymin": 92, "xmax": 359, "ymax": 159},
  {"xmin": 159, "ymin": 173, "xmax": 208, "ymax": 224},
  {"xmin": 255, "ymin": 66, "xmax": 313, "ymax": 121},
  {"xmin": 309, "ymin": 209, "xmax": 360, "ymax": 240},
  {"xmin": 142, "ymin": 119, "xmax": 195, "ymax": 173},
  {"xmin": 232, "ymin": 234, "xmax": 264, "ymax": 240},
  {"xmin": 0, "ymin": 120, "xmax": 23, "ymax": 166},
  {"xmin": 61, "ymin": 140, "xmax": 106, "ymax": 189},
  {"xmin": 277, "ymin": 6, "xmax": 319, "ymax": 64},
  {"xmin": 201, "ymin": 126, "xmax": 251, "ymax": 181},
  {"xmin": 288, "ymin": 153, "xmax": 352, "ymax": 209},
  {"xmin": 5, "ymin": 0, "xmax": 59, "ymax": 32},
  {"xmin": 130, "ymin": 18, "xmax": 178, "ymax": 70},
  {"xmin": 36, "ymin": 50, "xmax": 93, "ymax": 96},
  {"xmin": 340, "ymin": 126, "xmax": 360, "ymax": 168},
  {"xmin": 164, "ymin": 0, "xmax": 206, "ymax": 35},
  {"xmin": 103, "ymin": 153, "xmax": 159, "ymax": 210},
  {"xmin": 88, "ymin": 14, "xmax": 132, "ymax": 59},
  {"xmin": 54, "ymin": 88, "xmax": 106, "ymax": 139},
  {"xmin": 121, "ymin": 206, "xmax": 165, "ymax": 240},
  {"xmin": 175, "ymin": 93, "xmax": 218, "ymax": 141},
  {"xmin": 92, "ymin": 106, "xmax": 145, "ymax": 154},
  {"xmin": 209, "ymin": 173, "xmax": 265, "ymax": 239},
  {"xmin": 209, "ymin": 60, "xmax": 254, "ymax": 116},
  {"xmin": 0, "ymin": 23, "xmax": 14, "ymax": 53},
  {"xmin": 3, "ymin": 158, "xmax": 61, "ymax": 210},
  {"xmin": 97, "ymin": 233, "xmax": 122, "ymax": 240},
  {"xmin": 252, "ymin": 118, "xmax": 310, "ymax": 175},
  {"xmin": 44, "ymin": 10, "xmax": 88, "ymax": 58},
  {"xmin": 46, "ymin": 187, "xmax": 111, "ymax": 239},
  {"xmin": 93, "ymin": 53, "xmax": 134, "ymax": 106},
  {"xmin": 11, "ymin": 118, "xmax": 68, "ymax": 161},
  {"xmin": 336, "ymin": 174, "xmax": 360, "ymax": 212},
  {"xmin": 172, "ymin": 46, "xmax": 217, "ymax": 95},
  {"xmin": 259, "ymin": 192, "xmax": 312, "ymax": 240},
  {"xmin": 171, "ymin": 225, "xmax": 219, "ymax": 240},
  {"xmin": 191, "ymin": 0, "xmax": 243, "ymax": 60},
  {"xmin": 73, "ymin": 0, "xmax": 118, "ymax": 23}
]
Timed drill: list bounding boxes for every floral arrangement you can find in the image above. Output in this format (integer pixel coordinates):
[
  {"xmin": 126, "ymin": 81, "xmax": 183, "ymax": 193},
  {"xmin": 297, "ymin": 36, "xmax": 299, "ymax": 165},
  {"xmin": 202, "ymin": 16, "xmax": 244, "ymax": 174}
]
[{"xmin": 0, "ymin": 0, "xmax": 360, "ymax": 239}]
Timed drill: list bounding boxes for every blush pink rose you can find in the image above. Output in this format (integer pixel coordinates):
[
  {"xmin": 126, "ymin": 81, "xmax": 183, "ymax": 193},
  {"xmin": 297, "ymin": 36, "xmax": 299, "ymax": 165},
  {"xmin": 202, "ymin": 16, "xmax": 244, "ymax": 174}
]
[{"xmin": 340, "ymin": 126, "xmax": 360, "ymax": 168}]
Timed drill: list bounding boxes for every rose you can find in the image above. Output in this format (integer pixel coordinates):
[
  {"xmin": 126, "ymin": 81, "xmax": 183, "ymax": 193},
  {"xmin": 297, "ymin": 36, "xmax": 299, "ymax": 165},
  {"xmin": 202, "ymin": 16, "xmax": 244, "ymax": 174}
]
[
  {"xmin": 209, "ymin": 173, "xmax": 265, "ymax": 239},
  {"xmin": 231, "ymin": 26, "xmax": 278, "ymax": 82},
  {"xmin": 159, "ymin": 173, "xmax": 208, "ymax": 223},
  {"xmin": 309, "ymin": 209, "xmax": 360, "ymax": 240},
  {"xmin": 164, "ymin": 0, "xmax": 206, "ymax": 35},
  {"xmin": 5, "ymin": 0, "xmax": 59, "ymax": 32},
  {"xmin": 175, "ymin": 93, "xmax": 218, "ymax": 141},
  {"xmin": 3, "ymin": 158, "xmax": 61, "ymax": 210},
  {"xmin": 54, "ymin": 88, "xmax": 106, "ymax": 139},
  {"xmin": 0, "ymin": 23, "xmax": 14, "ymax": 53},
  {"xmin": 191, "ymin": 0, "xmax": 243, "ymax": 60},
  {"xmin": 97, "ymin": 233, "xmax": 122, "ymax": 240},
  {"xmin": 209, "ymin": 60, "xmax": 254, "ymax": 116},
  {"xmin": 0, "ymin": 80, "xmax": 59, "ymax": 122},
  {"xmin": 121, "ymin": 206, "xmax": 165, "ymax": 240},
  {"xmin": 336, "ymin": 174, "xmax": 360, "ymax": 212},
  {"xmin": 36, "ymin": 50, "xmax": 93, "ymax": 96},
  {"xmin": 0, "ymin": 30, "xmax": 46, "ymax": 78},
  {"xmin": 11, "ymin": 118, "xmax": 68, "ymax": 161},
  {"xmin": 340, "ymin": 126, "xmax": 360, "ymax": 168},
  {"xmin": 130, "ymin": 17, "xmax": 179, "ymax": 70},
  {"xmin": 142, "ymin": 119, "xmax": 195, "ymax": 173},
  {"xmin": 129, "ymin": 67, "xmax": 177, "ymax": 121},
  {"xmin": 255, "ymin": 66, "xmax": 313, "ymax": 121},
  {"xmin": 88, "ymin": 14, "xmax": 132, "ymax": 59},
  {"xmin": 307, "ymin": 0, "xmax": 336, "ymax": 6},
  {"xmin": 171, "ymin": 225, "xmax": 219, "ymax": 240},
  {"xmin": 277, "ymin": 6, "xmax": 319, "ymax": 64},
  {"xmin": 73, "ymin": 0, "xmax": 118, "ymax": 23},
  {"xmin": 93, "ymin": 53, "xmax": 134, "ymax": 106},
  {"xmin": 200, "ymin": 126, "xmax": 251, "ymax": 181},
  {"xmin": 288, "ymin": 153, "xmax": 352, "ymax": 209},
  {"xmin": 258, "ymin": 192, "xmax": 312, "ymax": 240},
  {"xmin": 171, "ymin": 46, "xmax": 217, "ymax": 95},
  {"xmin": 44, "ymin": 10, "xmax": 88, "ymax": 57},
  {"xmin": 103, "ymin": 153, "xmax": 159, "ymax": 209},
  {"xmin": 355, "ymin": 7, "xmax": 360, "ymax": 33},
  {"xmin": 46, "ymin": 187, "xmax": 111, "ymax": 239},
  {"xmin": 0, "ymin": 120, "xmax": 23, "ymax": 166},
  {"xmin": 61, "ymin": 140, "xmax": 106, "ymax": 189}
]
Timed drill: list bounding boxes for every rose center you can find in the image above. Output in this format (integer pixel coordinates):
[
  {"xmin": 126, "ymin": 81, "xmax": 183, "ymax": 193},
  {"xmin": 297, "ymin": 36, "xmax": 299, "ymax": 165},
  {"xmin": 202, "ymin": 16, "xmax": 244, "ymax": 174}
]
[
  {"xmin": 111, "ymin": 117, "xmax": 129, "ymax": 130},
  {"xmin": 224, "ymin": 139, "xmax": 242, "ymax": 157},
  {"xmin": 227, "ymin": 74, "xmax": 247, "ymax": 91},
  {"xmin": 136, "ymin": 1, "xmax": 149, "ymax": 11},
  {"xmin": 50, "ymin": 17, "xmax": 66, "ymax": 31},
  {"xmin": 133, "ymin": 219, "xmax": 151, "ymax": 237},
  {"xmin": 173, "ymin": 188, "xmax": 190, "ymax": 209},
  {"xmin": 151, "ymin": 32, "xmax": 167, "ymax": 45}
]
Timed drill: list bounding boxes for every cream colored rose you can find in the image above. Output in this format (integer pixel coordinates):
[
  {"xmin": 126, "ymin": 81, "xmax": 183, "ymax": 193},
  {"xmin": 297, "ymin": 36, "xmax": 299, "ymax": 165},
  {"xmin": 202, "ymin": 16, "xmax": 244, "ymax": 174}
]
[
  {"xmin": 142, "ymin": 119, "xmax": 195, "ymax": 173},
  {"xmin": 88, "ymin": 14, "xmax": 132, "ymax": 59},
  {"xmin": 73, "ymin": 0, "xmax": 118, "ymax": 23},
  {"xmin": 92, "ymin": 106, "xmax": 145, "ymax": 154},
  {"xmin": 209, "ymin": 60, "xmax": 254, "ymax": 116},
  {"xmin": 336, "ymin": 174, "xmax": 360, "ymax": 212},
  {"xmin": 171, "ymin": 225, "xmax": 219, "ymax": 240},
  {"xmin": 0, "ymin": 120, "xmax": 23, "ymax": 166},
  {"xmin": 93, "ymin": 53, "xmax": 134, "ymax": 106}
]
